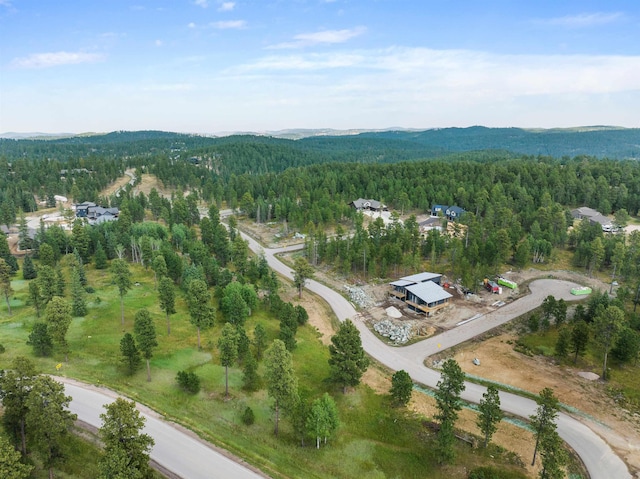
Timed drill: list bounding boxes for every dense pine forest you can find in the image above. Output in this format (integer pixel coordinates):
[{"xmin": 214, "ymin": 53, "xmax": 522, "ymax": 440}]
[{"xmin": 2, "ymin": 128, "xmax": 640, "ymax": 479}]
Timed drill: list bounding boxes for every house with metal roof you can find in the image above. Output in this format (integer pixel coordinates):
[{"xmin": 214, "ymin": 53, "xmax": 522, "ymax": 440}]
[
  {"xmin": 389, "ymin": 271, "xmax": 451, "ymax": 315},
  {"xmin": 405, "ymin": 281, "xmax": 452, "ymax": 316},
  {"xmin": 430, "ymin": 204, "xmax": 465, "ymax": 221}
]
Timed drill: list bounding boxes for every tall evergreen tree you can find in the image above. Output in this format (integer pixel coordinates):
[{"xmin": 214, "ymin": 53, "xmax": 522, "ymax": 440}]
[
  {"xmin": 434, "ymin": 359, "xmax": 466, "ymax": 463},
  {"xmin": 217, "ymin": 323, "xmax": 238, "ymax": 398},
  {"xmin": 99, "ymin": 398, "xmax": 154, "ymax": 479},
  {"xmin": 134, "ymin": 309, "xmax": 158, "ymax": 382},
  {"xmin": 390, "ymin": 370, "xmax": 413, "ymax": 407},
  {"xmin": 530, "ymin": 387, "xmax": 560, "ymax": 467},
  {"xmin": 45, "ymin": 296, "xmax": 72, "ymax": 362},
  {"xmin": 476, "ymin": 385, "xmax": 502, "ymax": 448},
  {"xmin": 22, "ymin": 255, "xmax": 36, "ymax": 280},
  {"xmin": 94, "ymin": 241, "xmax": 108, "ymax": 269},
  {"xmin": 593, "ymin": 305, "xmax": 625, "ymax": 380},
  {"xmin": 328, "ymin": 320, "xmax": 369, "ymax": 393},
  {"xmin": 0, "ymin": 258, "xmax": 13, "ymax": 316},
  {"xmin": 0, "ymin": 434, "xmax": 33, "ymax": 478},
  {"xmin": 0, "ymin": 357, "xmax": 37, "ymax": 454},
  {"xmin": 111, "ymin": 258, "xmax": 132, "ymax": 326},
  {"xmin": 25, "ymin": 376, "xmax": 77, "ymax": 479},
  {"xmin": 158, "ymin": 276, "xmax": 176, "ymax": 335},
  {"xmin": 71, "ymin": 267, "xmax": 87, "ymax": 317},
  {"xmin": 120, "ymin": 333, "xmax": 142, "ymax": 376},
  {"xmin": 264, "ymin": 339, "xmax": 299, "ymax": 436},
  {"xmin": 187, "ymin": 279, "xmax": 215, "ymax": 349},
  {"xmin": 27, "ymin": 322, "xmax": 53, "ymax": 357}
]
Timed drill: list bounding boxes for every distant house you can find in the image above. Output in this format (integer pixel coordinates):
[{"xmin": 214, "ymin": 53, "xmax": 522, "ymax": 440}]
[
  {"xmin": 349, "ymin": 198, "xmax": 387, "ymax": 212},
  {"xmin": 74, "ymin": 202, "xmax": 119, "ymax": 225},
  {"xmin": 430, "ymin": 204, "xmax": 465, "ymax": 221},
  {"xmin": 570, "ymin": 206, "xmax": 600, "ymax": 220},
  {"xmin": 570, "ymin": 206, "xmax": 616, "ymax": 232},
  {"xmin": 389, "ymin": 272, "xmax": 451, "ymax": 316}
]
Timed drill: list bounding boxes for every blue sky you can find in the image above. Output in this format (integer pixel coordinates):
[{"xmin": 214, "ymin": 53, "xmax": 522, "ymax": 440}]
[{"xmin": 1, "ymin": 0, "xmax": 639, "ymax": 134}]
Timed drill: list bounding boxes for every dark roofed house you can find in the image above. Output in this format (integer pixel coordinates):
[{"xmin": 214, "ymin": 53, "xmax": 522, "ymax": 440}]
[
  {"xmin": 349, "ymin": 198, "xmax": 387, "ymax": 212},
  {"xmin": 75, "ymin": 202, "xmax": 119, "ymax": 225},
  {"xmin": 571, "ymin": 206, "xmax": 600, "ymax": 220},
  {"xmin": 431, "ymin": 204, "xmax": 465, "ymax": 221}
]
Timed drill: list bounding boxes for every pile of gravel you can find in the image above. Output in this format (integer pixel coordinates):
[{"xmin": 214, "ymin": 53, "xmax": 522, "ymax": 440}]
[
  {"xmin": 373, "ymin": 319, "xmax": 413, "ymax": 344},
  {"xmin": 344, "ymin": 285, "xmax": 374, "ymax": 308}
]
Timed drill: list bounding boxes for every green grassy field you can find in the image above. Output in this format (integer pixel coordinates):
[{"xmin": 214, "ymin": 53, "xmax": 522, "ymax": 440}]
[{"xmin": 0, "ymin": 256, "xmax": 529, "ymax": 479}]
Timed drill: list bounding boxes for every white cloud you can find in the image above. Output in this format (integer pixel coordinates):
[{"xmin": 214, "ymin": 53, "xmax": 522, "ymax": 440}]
[
  {"xmin": 231, "ymin": 46, "xmax": 640, "ymax": 98},
  {"xmin": 218, "ymin": 2, "xmax": 235, "ymax": 12},
  {"xmin": 212, "ymin": 20, "xmax": 246, "ymax": 29},
  {"xmin": 542, "ymin": 12, "xmax": 623, "ymax": 28},
  {"xmin": 268, "ymin": 26, "xmax": 366, "ymax": 49},
  {"xmin": 11, "ymin": 51, "xmax": 104, "ymax": 69},
  {"xmin": 194, "ymin": 0, "xmax": 208, "ymax": 8},
  {"xmin": 188, "ymin": 22, "xmax": 196, "ymax": 29},
  {"xmin": 155, "ymin": 39, "xmax": 164, "ymax": 47},
  {"xmin": 0, "ymin": 0, "xmax": 13, "ymax": 7}
]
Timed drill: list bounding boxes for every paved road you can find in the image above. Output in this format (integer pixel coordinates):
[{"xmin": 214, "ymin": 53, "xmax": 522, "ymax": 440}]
[
  {"xmin": 60, "ymin": 379, "xmax": 265, "ymax": 479},
  {"xmin": 247, "ymin": 234, "xmax": 631, "ymax": 479}
]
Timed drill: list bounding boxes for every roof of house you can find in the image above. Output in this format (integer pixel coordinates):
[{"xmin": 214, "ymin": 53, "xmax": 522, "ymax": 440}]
[
  {"xmin": 571, "ymin": 206, "xmax": 600, "ymax": 218},
  {"xmin": 419, "ymin": 217, "xmax": 442, "ymax": 228},
  {"xmin": 446, "ymin": 206, "xmax": 466, "ymax": 216},
  {"xmin": 588, "ymin": 214, "xmax": 612, "ymax": 226},
  {"xmin": 405, "ymin": 281, "xmax": 452, "ymax": 304},
  {"xmin": 431, "ymin": 204, "xmax": 447, "ymax": 211},
  {"xmin": 350, "ymin": 198, "xmax": 384, "ymax": 210},
  {"xmin": 397, "ymin": 272, "xmax": 442, "ymax": 283}
]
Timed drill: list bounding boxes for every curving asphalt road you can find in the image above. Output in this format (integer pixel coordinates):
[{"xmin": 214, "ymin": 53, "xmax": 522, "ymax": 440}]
[
  {"xmin": 60, "ymin": 378, "xmax": 265, "ymax": 479},
  {"xmin": 247, "ymin": 234, "xmax": 631, "ymax": 479},
  {"xmin": 59, "ymin": 229, "xmax": 631, "ymax": 479}
]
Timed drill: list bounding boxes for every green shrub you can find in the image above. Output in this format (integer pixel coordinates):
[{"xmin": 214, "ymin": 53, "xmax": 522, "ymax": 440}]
[
  {"xmin": 468, "ymin": 466, "xmax": 527, "ymax": 479},
  {"xmin": 176, "ymin": 371, "xmax": 201, "ymax": 394},
  {"xmin": 0, "ymin": 344, "xmax": 5, "ymax": 354},
  {"xmin": 241, "ymin": 406, "xmax": 255, "ymax": 426},
  {"xmin": 85, "ymin": 286, "xmax": 95, "ymax": 293}
]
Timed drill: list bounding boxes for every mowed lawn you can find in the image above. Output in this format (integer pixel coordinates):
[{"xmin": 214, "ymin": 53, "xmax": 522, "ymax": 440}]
[{"xmin": 0, "ymin": 258, "xmax": 528, "ymax": 479}]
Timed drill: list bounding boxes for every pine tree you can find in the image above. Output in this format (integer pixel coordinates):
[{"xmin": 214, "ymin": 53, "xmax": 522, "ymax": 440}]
[
  {"xmin": 390, "ymin": 370, "xmax": 413, "ymax": 407},
  {"xmin": 25, "ymin": 376, "xmax": 77, "ymax": 479},
  {"xmin": 0, "ymin": 434, "xmax": 33, "ymax": 478},
  {"xmin": 45, "ymin": 296, "xmax": 72, "ymax": 361},
  {"xmin": 0, "ymin": 357, "xmax": 37, "ymax": 454},
  {"xmin": 22, "ymin": 255, "xmax": 37, "ymax": 280},
  {"xmin": 218, "ymin": 323, "xmax": 238, "ymax": 398},
  {"xmin": 134, "ymin": 309, "xmax": 158, "ymax": 382},
  {"xmin": 27, "ymin": 322, "xmax": 53, "ymax": 357},
  {"xmin": 158, "ymin": 276, "xmax": 176, "ymax": 335},
  {"xmin": 434, "ymin": 359, "xmax": 466, "ymax": 463},
  {"xmin": 120, "ymin": 333, "xmax": 142, "ymax": 376},
  {"xmin": 99, "ymin": 398, "xmax": 154, "ymax": 479},
  {"xmin": 264, "ymin": 339, "xmax": 299, "ymax": 436},
  {"xmin": 94, "ymin": 241, "xmax": 108, "ymax": 269},
  {"xmin": 328, "ymin": 320, "xmax": 369, "ymax": 393},
  {"xmin": 0, "ymin": 259, "xmax": 13, "ymax": 316},
  {"xmin": 71, "ymin": 267, "xmax": 87, "ymax": 317},
  {"xmin": 112, "ymin": 258, "xmax": 132, "ymax": 326},
  {"xmin": 253, "ymin": 323, "xmax": 268, "ymax": 360},
  {"xmin": 530, "ymin": 388, "xmax": 560, "ymax": 466},
  {"xmin": 476, "ymin": 385, "xmax": 502, "ymax": 448},
  {"xmin": 187, "ymin": 279, "xmax": 215, "ymax": 349},
  {"xmin": 242, "ymin": 352, "xmax": 260, "ymax": 392}
]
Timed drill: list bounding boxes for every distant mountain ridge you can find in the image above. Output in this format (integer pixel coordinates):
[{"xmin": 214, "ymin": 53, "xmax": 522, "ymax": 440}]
[{"xmin": 1, "ymin": 126, "xmax": 639, "ymax": 160}]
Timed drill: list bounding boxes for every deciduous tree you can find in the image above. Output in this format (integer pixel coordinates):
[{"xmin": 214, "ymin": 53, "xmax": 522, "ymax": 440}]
[{"xmin": 307, "ymin": 393, "xmax": 339, "ymax": 449}]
